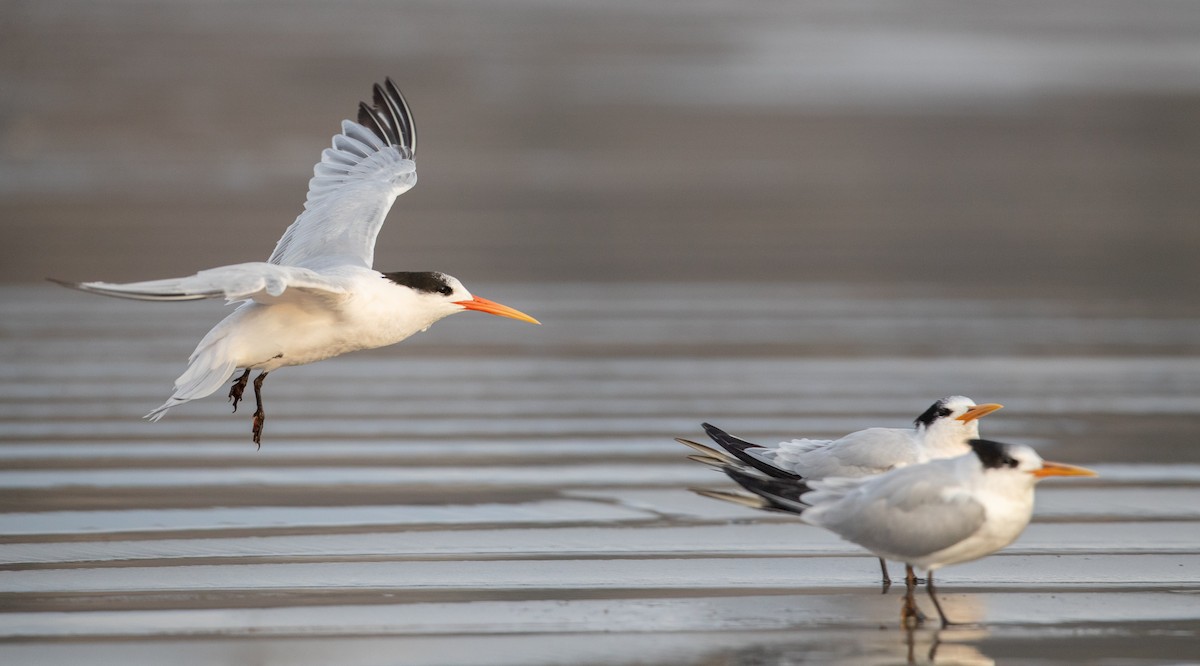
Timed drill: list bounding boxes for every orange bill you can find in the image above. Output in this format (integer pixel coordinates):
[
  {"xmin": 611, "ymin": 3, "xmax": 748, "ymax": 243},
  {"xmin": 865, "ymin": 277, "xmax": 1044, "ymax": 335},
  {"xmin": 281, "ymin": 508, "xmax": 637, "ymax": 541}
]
[
  {"xmin": 955, "ymin": 403, "xmax": 1004, "ymax": 422},
  {"xmin": 1032, "ymin": 461, "xmax": 1098, "ymax": 478},
  {"xmin": 454, "ymin": 295, "xmax": 541, "ymax": 325}
]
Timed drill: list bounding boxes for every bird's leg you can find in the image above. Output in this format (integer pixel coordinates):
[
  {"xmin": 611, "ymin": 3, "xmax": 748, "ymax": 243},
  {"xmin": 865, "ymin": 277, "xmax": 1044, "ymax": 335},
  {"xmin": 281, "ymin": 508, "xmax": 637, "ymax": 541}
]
[
  {"xmin": 879, "ymin": 557, "xmax": 892, "ymax": 593},
  {"xmin": 900, "ymin": 565, "xmax": 927, "ymax": 628},
  {"xmin": 251, "ymin": 371, "xmax": 269, "ymax": 449},
  {"xmin": 228, "ymin": 369, "xmax": 251, "ymax": 412},
  {"xmin": 925, "ymin": 570, "xmax": 960, "ymax": 629},
  {"xmin": 927, "ymin": 630, "xmax": 945, "ymax": 663}
]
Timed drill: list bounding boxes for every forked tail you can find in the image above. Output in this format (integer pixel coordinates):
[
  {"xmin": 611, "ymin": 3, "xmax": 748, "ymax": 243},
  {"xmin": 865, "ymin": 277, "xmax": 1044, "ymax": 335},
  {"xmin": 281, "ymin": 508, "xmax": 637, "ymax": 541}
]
[{"xmin": 145, "ymin": 341, "xmax": 238, "ymax": 421}]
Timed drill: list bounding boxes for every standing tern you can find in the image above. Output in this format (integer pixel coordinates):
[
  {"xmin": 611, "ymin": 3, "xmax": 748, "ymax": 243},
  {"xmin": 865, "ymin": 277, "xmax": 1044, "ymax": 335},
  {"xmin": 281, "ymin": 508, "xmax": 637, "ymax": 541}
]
[
  {"xmin": 53, "ymin": 79, "xmax": 540, "ymax": 446},
  {"xmin": 678, "ymin": 395, "xmax": 1003, "ymax": 584},
  {"xmin": 694, "ymin": 438, "xmax": 1096, "ymax": 627}
]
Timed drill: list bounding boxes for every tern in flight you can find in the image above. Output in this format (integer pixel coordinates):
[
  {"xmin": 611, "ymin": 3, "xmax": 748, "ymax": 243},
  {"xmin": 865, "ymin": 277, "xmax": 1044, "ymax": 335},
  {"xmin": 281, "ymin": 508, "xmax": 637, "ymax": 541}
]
[
  {"xmin": 694, "ymin": 438, "xmax": 1096, "ymax": 627},
  {"xmin": 54, "ymin": 79, "xmax": 540, "ymax": 446},
  {"xmin": 678, "ymin": 396, "xmax": 1004, "ymax": 585}
]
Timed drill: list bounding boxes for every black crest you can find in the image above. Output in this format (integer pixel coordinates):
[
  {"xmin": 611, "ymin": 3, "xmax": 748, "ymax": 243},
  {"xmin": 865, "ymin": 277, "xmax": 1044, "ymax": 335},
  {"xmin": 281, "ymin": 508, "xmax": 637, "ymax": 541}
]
[
  {"xmin": 913, "ymin": 398, "xmax": 952, "ymax": 428},
  {"xmin": 382, "ymin": 271, "xmax": 453, "ymax": 295},
  {"xmin": 969, "ymin": 439, "xmax": 1019, "ymax": 470}
]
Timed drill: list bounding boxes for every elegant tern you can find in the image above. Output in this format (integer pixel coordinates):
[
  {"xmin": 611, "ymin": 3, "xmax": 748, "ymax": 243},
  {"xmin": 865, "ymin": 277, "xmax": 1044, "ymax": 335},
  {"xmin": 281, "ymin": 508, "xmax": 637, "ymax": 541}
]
[
  {"xmin": 678, "ymin": 395, "xmax": 1003, "ymax": 584},
  {"xmin": 694, "ymin": 438, "xmax": 1097, "ymax": 627},
  {"xmin": 53, "ymin": 79, "xmax": 539, "ymax": 446}
]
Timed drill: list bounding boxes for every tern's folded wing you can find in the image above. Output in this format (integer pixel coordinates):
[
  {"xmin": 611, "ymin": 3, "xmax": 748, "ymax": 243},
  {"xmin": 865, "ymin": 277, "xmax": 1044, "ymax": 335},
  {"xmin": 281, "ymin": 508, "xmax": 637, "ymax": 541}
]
[
  {"xmin": 268, "ymin": 78, "xmax": 418, "ymax": 271},
  {"xmin": 803, "ymin": 463, "xmax": 986, "ymax": 562},
  {"xmin": 798, "ymin": 428, "xmax": 919, "ymax": 477},
  {"xmin": 53, "ymin": 262, "xmax": 350, "ymax": 305}
]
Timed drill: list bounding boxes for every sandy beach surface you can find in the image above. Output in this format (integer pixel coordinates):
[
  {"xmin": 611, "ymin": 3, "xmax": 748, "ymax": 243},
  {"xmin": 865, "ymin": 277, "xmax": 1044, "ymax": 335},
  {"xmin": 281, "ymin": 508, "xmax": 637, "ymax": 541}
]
[{"xmin": 3, "ymin": 1, "xmax": 1199, "ymax": 664}]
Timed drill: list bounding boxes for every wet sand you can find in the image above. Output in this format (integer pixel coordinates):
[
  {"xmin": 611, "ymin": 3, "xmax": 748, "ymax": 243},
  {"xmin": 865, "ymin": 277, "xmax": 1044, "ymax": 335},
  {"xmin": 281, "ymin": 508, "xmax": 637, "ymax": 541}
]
[
  {"xmin": 3, "ymin": 1, "xmax": 1200, "ymax": 664},
  {"xmin": 2, "ymin": 285, "xmax": 1199, "ymax": 664}
]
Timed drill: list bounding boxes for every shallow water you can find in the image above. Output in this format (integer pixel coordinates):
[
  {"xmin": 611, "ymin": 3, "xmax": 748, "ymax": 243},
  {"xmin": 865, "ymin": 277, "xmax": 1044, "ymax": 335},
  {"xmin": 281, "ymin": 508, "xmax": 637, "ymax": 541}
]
[{"xmin": 1, "ymin": 285, "xmax": 1198, "ymax": 665}]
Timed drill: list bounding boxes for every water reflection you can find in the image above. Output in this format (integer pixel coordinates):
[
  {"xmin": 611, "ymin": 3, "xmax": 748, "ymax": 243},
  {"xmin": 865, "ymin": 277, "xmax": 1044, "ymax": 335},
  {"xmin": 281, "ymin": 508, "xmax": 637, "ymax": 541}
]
[
  {"xmin": 892, "ymin": 571, "xmax": 989, "ymax": 630},
  {"xmin": 910, "ymin": 628, "xmax": 993, "ymax": 666},
  {"xmin": 704, "ymin": 626, "xmax": 993, "ymax": 666}
]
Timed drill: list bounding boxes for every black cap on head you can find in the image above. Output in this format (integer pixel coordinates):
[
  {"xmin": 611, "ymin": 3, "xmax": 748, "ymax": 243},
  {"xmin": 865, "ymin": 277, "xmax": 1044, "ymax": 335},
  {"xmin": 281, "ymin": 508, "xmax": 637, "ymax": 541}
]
[
  {"xmin": 382, "ymin": 271, "xmax": 453, "ymax": 295},
  {"xmin": 914, "ymin": 398, "xmax": 952, "ymax": 428},
  {"xmin": 969, "ymin": 438, "xmax": 1020, "ymax": 470}
]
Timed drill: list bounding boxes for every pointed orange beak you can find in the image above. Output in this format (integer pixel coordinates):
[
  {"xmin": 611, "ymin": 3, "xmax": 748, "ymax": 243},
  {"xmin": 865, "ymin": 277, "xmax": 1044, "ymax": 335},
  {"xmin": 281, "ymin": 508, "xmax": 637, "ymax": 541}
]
[
  {"xmin": 1032, "ymin": 461, "xmax": 1098, "ymax": 478},
  {"xmin": 454, "ymin": 295, "xmax": 541, "ymax": 325},
  {"xmin": 956, "ymin": 403, "xmax": 1004, "ymax": 422}
]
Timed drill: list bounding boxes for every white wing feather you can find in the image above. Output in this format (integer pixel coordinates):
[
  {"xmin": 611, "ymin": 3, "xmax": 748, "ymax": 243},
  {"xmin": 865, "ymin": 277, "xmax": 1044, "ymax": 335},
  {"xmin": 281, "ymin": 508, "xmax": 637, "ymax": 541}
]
[
  {"xmin": 59, "ymin": 263, "xmax": 350, "ymax": 305},
  {"xmin": 268, "ymin": 119, "xmax": 416, "ymax": 270}
]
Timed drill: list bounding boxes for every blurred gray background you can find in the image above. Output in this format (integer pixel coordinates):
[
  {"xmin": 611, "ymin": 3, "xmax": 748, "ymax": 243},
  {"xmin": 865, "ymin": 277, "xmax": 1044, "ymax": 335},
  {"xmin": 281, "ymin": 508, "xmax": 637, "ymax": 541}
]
[{"xmin": 3, "ymin": 0, "xmax": 1199, "ymax": 301}]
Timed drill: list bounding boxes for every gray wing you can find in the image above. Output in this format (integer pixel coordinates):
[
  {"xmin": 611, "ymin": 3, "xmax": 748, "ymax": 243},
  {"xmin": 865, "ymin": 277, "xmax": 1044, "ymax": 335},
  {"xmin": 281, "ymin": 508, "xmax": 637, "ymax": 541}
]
[
  {"xmin": 764, "ymin": 428, "xmax": 920, "ymax": 479},
  {"xmin": 52, "ymin": 262, "xmax": 350, "ymax": 305},
  {"xmin": 267, "ymin": 79, "xmax": 418, "ymax": 270},
  {"xmin": 802, "ymin": 461, "xmax": 986, "ymax": 561}
]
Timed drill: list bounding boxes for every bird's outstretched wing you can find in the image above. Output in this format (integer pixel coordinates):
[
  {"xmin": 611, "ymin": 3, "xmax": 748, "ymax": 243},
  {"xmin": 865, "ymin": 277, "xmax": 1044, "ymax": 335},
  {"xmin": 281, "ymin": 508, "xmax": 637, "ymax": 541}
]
[
  {"xmin": 51, "ymin": 262, "xmax": 350, "ymax": 305},
  {"xmin": 267, "ymin": 78, "xmax": 418, "ymax": 270}
]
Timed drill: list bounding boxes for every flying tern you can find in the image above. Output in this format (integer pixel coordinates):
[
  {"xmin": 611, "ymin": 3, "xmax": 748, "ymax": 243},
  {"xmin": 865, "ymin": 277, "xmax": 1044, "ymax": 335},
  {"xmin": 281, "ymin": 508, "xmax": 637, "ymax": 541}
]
[
  {"xmin": 694, "ymin": 438, "xmax": 1096, "ymax": 627},
  {"xmin": 53, "ymin": 79, "xmax": 540, "ymax": 446},
  {"xmin": 678, "ymin": 396, "xmax": 1003, "ymax": 584}
]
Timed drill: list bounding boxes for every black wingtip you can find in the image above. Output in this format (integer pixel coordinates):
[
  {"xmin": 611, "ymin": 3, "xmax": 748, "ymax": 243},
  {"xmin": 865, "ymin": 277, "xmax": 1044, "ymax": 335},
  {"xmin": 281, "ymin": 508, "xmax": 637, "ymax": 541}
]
[
  {"xmin": 722, "ymin": 466, "xmax": 812, "ymax": 515},
  {"xmin": 383, "ymin": 77, "xmax": 416, "ymax": 154},
  {"xmin": 701, "ymin": 422, "xmax": 800, "ymax": 480},
  {"xmin": 357, "ymin": 100, "xmax": 389, "ymax": 143},
  {"xmin": 356, "ymin": 78, "xmax": 416, "ymax": 155},
  {"xmin": 701, "ymin": 422, "xmax": 761, "ymax": 453}
]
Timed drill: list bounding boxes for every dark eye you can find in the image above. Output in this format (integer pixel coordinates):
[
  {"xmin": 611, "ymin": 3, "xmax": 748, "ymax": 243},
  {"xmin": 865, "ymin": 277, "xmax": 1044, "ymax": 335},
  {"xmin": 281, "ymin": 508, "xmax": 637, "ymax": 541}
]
[
  {"xmin": 438, "ymin": 285, "xmax": 453, "ymax": 296},
  {"xmin": 1002, "ymin": 456, "xmax": 1018, "ymax": 468}
]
